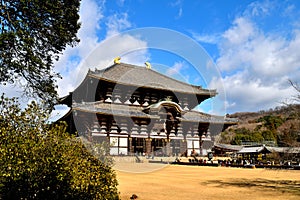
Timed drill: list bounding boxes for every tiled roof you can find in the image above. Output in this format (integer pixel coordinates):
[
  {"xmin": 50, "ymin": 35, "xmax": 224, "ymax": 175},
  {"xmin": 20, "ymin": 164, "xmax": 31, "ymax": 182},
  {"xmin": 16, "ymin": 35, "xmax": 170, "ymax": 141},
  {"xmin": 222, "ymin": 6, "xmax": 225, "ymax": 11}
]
[
  {"xmin": 214, "ymin": 143, "xmax": 243, "ymax": 151},
  {"xmin": 182, "ymin": 110, "xmax": 238, "ymax": 124},
  {"xmin": 73, "ymin": 101, "xmax": 237, "ymax": 124},
  {"xmin": 89, "ymin": 63, "xmax": 216, "ymax": 96},
  {"xmin": 238, "ymin": 146, "xmax": 300, "ymax": 154},
  {"xmin": 214, "ymin": 144, "xmax": 300, "ymax": 154},
  {"xmin": 73, "ymin": 101, "xmax": 156, "ymax": 118},
  {"xmin": 238, "ymin": 146, "xmax": 269, "ymax": 154}
]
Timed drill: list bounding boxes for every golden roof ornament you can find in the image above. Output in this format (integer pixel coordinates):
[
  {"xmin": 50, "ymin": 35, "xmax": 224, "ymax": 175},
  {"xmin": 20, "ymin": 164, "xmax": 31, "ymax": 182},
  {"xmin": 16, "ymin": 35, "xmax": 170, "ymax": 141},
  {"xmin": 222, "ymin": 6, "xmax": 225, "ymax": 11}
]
[
  {"xmin": 165, "ymin": 96, "xmax": 173, "ymax": 102},
  {"xmin": 114, "ymin": 56, "xmax": 121, "ymax": 64},
  {"xmin": 145, "ymin": 61, "xmax": 151, "ymax": 69}
]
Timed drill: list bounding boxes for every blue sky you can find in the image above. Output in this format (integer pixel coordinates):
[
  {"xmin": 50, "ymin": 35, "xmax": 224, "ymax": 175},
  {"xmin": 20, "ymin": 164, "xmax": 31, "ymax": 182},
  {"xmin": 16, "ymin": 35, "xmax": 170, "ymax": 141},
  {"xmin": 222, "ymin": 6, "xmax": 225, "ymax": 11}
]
[
  {"xmin": 4, "ymin": 0, "xmax": 299, "ymax": 118},
  {"xmin": 51, "ymin": 0, "xmax": 300, "ymax": 116}
]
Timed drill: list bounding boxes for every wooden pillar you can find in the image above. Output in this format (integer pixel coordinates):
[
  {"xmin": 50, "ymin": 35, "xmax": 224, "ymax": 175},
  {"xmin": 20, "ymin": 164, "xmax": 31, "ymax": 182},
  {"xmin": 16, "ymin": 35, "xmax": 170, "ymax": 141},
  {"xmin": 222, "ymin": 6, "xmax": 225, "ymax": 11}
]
[
  {"xmin": 180, "ymin": 139, "xmax": 187, "ymax": 156},
  {"xmin": 145, "ymin": 138, "xmax": 152, "ymax": 156},
  {"xmin": 143, "ymin": 138, "xmax": 146, "ymax": 154},
  {"xmin": 80, "ymin": 112, "xmax": 94, "ymax": 142},
  {"xmin": 128, "ymin": 137, "xmax": 134, "ymax": 155},
  {"xmin": 199, "ymin": 136, "xmax": 203, "ymax": 156},
  {"xmin": 181, "ymin": 122, "xmax": 190, "ymax": 156},
  {"xmin": 165, "ymin": 138, "xmax": 171, "ymax": 156},
  {"xmin": 198, "ymin": 128, "xmax": 206, "ymax": 156}
]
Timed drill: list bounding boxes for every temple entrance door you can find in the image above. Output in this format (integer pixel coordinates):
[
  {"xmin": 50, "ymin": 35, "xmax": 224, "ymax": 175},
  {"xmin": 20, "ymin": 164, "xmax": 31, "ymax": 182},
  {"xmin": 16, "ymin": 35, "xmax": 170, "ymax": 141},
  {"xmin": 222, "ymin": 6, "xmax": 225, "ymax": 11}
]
[
  {"xmin": 132, "ymin": 138, "xmax": 145, "ymax": 155},
  {"xmin": 151, "ymin": 138, "xmax": 165, "ymax": 156},
  {"xmin": 171, "ymin": 139, "xmax": 181, "ymax": 156}
]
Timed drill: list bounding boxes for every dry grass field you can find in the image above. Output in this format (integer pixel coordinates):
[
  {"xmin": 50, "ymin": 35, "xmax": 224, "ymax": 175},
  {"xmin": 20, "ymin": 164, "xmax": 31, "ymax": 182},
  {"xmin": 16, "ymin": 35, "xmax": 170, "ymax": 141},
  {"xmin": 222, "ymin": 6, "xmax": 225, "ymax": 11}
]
[{"xmin": 115, "ymin": 164, "xmax": 300, "ymax": 200}]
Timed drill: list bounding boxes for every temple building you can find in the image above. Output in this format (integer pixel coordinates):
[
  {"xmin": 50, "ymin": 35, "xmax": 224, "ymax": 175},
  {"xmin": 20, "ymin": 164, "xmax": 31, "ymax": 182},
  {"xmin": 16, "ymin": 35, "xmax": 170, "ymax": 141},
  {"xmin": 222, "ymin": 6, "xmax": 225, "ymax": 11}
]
[{"xmin": 59, "ymin": 60, "xmax": 237, "ymax": 156}]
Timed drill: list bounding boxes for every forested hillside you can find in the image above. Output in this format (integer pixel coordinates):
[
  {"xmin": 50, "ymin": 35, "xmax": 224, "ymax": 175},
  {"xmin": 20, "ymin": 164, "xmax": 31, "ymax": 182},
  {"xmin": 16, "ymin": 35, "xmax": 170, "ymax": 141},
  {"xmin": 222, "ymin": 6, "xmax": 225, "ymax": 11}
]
[{"xmin": 218, "ymin": 104, "xmax": 300, "ymax": 147}]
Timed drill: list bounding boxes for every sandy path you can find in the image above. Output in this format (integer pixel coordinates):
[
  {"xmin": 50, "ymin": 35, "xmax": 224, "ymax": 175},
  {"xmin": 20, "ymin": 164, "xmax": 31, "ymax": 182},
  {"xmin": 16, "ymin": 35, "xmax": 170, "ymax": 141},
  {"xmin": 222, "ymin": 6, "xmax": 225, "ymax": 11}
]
[{"xmin": 115, "ymin": 164, "xmax": 300, "ymax": 200}]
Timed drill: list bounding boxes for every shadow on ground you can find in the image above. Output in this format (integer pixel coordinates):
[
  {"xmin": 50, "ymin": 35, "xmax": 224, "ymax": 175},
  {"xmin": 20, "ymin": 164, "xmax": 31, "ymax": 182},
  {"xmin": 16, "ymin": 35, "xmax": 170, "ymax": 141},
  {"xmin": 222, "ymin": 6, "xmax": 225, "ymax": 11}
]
[{"xmin": 202, "ymin": 179, "xmax": 300, "ymax": 196}]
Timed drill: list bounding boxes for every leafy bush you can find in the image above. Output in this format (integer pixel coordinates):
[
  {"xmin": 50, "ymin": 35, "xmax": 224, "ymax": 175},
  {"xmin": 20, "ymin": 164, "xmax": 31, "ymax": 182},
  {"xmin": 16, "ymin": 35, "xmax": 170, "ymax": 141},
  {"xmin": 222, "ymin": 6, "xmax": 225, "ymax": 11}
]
[
  {"xmin": 231, "ymin": 128, "xmax": 269, "ymax": 145},
  {"xmin": 256, "ymin": 115, "xmax": 284, "ymax": 131},
  {"xmin": 0, "ymin": 94, "xmax": 119, "ymax": 199}
]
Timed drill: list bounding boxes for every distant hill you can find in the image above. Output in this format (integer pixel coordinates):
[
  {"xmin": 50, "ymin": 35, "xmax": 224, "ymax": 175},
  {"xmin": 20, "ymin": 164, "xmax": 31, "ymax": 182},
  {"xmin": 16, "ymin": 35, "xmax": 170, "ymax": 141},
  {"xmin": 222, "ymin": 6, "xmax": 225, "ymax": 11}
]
[
  {"xmin": 217, "ymin": 104, "xmax": 300, "ymax": 147},
  {"xmin": 229, "ymin": 104, "xmax": 300, "ymax": 121}
]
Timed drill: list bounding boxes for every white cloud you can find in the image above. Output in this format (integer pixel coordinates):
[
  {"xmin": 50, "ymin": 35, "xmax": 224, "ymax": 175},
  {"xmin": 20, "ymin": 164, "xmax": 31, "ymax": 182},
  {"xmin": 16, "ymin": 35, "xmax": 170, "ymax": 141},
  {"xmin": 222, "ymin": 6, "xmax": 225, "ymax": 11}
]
[
  {"xmin": 166, "ymin": 61, "xmax": 185, "ymax": 76},
  {"xmin": 57, "ymin": 34, "xmax": 148, "ymax": 97},
  {"xmin": 209, "ymin": 72, "xmax": 297, "ymax": 113},
  {"xmin": 282, "ymin": 4, "xmax": 296, "ymax": 17},
  {"xmin": 246, "ymin": 0, "xmax": 272, "ymax": 17},
  {"xmin": 48, "ymin": 105, "xmax": 70, "ymax": 122},
  {"xmin": 54, "ymin": 0, "xmax": 105, "ymax": 96},
  {"xmin": 170, "ymin": 0, "xmax": 182, "ymax": 7},
  {"xmin": 213, "ymin": 2, "xmax": 300, "ymax": 113},
  {"xmin": 222, "ymin": 17, "xmax": 256, "ymax": 46},
  {"xmin": 106, "ymin": 13, "xmax": 132, "ymax": 37},
  {"xmin": 170, "ymin": 0, "xmax": 183, "ymax": 19},
  {"xmin": 218, "ymin": 17, "xmax": 300, "ymax": 79},
  {"xmin": 54, "ymin": 0, "xmax": 149, "ymax": 97},
  {"xmin": 191, "ymin": 31, "xmax": 219, "ymax": 44},
  {"xmin": 54, "ymin": 0, "xmax": 104, "ymax": 74},
  {"xmin": 177, "ymin": 8, "xmax": 183, "ymax": 18},
  {"xmin": 0, "ymin": 84, "xmax": 24, "ymax": 99}
]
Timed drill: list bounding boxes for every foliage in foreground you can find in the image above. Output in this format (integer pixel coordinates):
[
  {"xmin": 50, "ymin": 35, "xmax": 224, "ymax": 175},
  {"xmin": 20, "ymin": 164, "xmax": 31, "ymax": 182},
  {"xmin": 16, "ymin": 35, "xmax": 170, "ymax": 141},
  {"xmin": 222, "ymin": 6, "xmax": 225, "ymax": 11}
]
[
  {"xmin": 0, "ymin": 95, "xmax": 119, "ymax": 199},
  {"xmin": 0, "ymin": 0, "xmax": 81, "ymax": 108}
]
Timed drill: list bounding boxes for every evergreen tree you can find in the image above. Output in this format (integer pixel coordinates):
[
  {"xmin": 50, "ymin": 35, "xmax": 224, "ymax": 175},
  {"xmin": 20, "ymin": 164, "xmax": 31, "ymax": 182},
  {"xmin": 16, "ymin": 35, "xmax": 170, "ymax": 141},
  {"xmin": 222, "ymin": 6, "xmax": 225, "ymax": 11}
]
[
  {"xmin": 0, "ymin": 94, "xmax": 119, "ymax": 199},
  {"xmin": 0, "ymin": 0, "xmax": 81, "ymax": 108}
]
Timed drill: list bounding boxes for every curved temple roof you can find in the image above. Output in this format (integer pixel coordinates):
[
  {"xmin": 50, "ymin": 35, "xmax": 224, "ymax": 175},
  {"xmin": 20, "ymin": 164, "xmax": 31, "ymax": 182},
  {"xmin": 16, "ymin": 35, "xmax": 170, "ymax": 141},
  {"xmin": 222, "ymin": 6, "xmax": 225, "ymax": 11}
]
[
  {"xmin": 72, "ymin": 101, "xmax": 238, "ymax": 124},
  {"xmin": 88, "ymin": 63, "xmax": 217, "ymax": 96}
]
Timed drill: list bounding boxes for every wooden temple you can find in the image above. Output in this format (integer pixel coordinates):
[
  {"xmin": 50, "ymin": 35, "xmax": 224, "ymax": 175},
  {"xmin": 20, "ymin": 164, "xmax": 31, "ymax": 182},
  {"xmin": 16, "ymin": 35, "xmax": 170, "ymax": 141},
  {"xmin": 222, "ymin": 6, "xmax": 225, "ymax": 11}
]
[{"xmin": 59, "ymin": 61, "xmax": 237, "ymax": 156}]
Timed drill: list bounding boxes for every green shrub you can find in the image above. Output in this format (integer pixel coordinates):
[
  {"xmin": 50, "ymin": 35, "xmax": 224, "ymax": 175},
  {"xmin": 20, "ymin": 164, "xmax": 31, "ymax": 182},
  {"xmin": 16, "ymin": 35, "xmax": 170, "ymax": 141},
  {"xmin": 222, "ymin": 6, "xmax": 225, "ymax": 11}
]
[{"xmin": 0, "ymin": 94, "xmax": 119, "ymax": 199}]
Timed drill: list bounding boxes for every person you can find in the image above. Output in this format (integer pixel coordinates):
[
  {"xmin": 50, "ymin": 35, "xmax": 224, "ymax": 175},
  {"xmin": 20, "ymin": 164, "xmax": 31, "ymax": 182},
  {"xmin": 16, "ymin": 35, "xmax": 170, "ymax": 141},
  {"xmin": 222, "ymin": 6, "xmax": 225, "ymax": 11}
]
[
  {"xmin": 191, "ymin": 149, "xmax": 198, "ymax": 156},
  {"xmin": 130, "ymin": 194, "xmax": 138, "ymax": 199},
  {"xmin": 191, "ymin": 149, "xmax": 195, "ymax": 156},
  {"xmin": 182, "ymin": 149, "xmax": 188, "ymax": 157}
]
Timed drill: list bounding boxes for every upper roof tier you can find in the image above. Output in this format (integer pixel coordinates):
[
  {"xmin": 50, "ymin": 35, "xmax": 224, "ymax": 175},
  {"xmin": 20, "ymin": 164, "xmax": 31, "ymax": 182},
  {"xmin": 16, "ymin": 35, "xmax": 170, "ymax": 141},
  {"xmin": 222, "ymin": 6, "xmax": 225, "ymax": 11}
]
[{"xmin": 88, "ymin": 63, "xmax": 217, "ymax": 96}]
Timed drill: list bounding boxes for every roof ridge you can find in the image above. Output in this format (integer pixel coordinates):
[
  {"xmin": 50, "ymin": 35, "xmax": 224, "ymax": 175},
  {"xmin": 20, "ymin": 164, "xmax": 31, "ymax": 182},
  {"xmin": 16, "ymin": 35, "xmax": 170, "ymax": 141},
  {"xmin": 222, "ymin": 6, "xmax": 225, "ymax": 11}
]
[
  {"xmin": 88, "ymin": 62, "xmax": 217, "ymax": 96},
  {"xmin": 92, "ymin": 62, "xmax": 215, "ymax": 93}
]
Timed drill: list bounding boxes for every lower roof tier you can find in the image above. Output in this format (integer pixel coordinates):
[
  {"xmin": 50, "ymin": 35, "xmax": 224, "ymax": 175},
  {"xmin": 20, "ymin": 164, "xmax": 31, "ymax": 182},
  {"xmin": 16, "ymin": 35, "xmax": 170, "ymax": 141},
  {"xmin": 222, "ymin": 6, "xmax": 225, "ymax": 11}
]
[{"xmin": 72, "ymin": 101, "xmax": 238, "ymax": 125}]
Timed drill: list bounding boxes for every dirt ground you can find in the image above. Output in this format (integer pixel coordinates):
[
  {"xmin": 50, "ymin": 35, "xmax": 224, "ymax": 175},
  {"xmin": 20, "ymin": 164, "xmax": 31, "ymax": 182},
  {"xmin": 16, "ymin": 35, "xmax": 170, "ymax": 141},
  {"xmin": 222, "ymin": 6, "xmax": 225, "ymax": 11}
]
[{"xmin": 115, "ymin": 164, "xmax": 300, "ymax": 200}]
